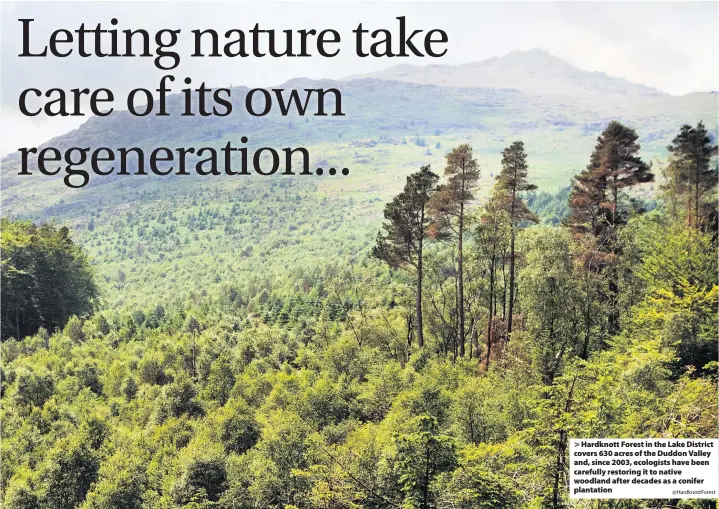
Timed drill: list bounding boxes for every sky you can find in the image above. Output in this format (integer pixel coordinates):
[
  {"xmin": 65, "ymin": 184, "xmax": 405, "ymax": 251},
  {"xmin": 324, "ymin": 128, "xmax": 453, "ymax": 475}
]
[{"xmin": 1, "ymin": 1, "xmax": 718, "ymax": 156}]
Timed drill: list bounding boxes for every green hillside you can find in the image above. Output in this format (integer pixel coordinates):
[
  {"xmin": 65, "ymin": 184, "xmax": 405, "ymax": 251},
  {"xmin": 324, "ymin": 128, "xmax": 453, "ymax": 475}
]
[{"xmin": 2, "ymin": 63, "xmax": 716, "ymax": 311}]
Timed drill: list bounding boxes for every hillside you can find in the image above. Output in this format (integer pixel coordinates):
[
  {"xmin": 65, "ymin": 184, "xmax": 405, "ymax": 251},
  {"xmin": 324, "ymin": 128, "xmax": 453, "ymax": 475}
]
[{"xmin": 1, "ymin": 52, "xmax": 717, "ymax": 311}]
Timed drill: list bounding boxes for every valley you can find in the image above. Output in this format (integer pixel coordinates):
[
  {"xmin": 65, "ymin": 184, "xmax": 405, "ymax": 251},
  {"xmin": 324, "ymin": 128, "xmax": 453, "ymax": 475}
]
[{"xmin": 1, "ymin": 47, "xmax": 717, "ymax": 509}]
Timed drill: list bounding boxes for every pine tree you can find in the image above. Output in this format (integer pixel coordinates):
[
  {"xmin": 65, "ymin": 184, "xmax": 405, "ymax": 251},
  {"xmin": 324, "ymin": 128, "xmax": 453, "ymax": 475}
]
[
  {"xmin": 493, "ymin": 141, "xmax": 537, "ymax": 336},
  {"xmin": 598, "ymin": 122, "xmax": 653, "ymax": 235},
  {"xmin": 429, "ymin": 144, "xmax": 480, "ymax": 357},
  {"xmin": 373, "ymin": 165, "xmax": 440, "ymax": 348},
  {"xmin": 665, "ymin": 121, "xmax": 718, "ymax": 228},
  {"xmin": 567, "ymin": 122, "xmax": 652, "ymax": 243},
  {"xmin": 566, "ymin": 121, "xmax": 652, "ymax": 336}
]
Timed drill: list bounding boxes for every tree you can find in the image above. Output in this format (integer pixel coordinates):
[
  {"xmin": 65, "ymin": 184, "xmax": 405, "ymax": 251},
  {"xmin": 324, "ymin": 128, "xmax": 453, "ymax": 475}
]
[
  {"xmin": 159, "ymin": 374, "xmax": 203, "ymax": 419},
  {"xmin": 122, "ymin": 377, "xmax": 138, "ymax": 401},
  {"xmin": 138, "ymin": 355, "xmax": 167, "ymax": 385},
  {"xmin": 81, "ymin": 450, "xmax": 146, "ymax": 509},
  {"xmin": 567, "ymin": 121, "xmax": 652, "ymax": 243},
  {"xmin": 3, "ymin": 473, "xmax": 40, "ymax": 509},
  {"xmin": 519, "ymin": 227, "xmax": 581, "ymax": 384},
  {"xmin": 630, "ymin": 221, "xmax": 718, "ymax": 374},
  {"xmin": 373, "ymin": 166, "xmax": 440, "ymax": 348},
  {"xmin": 566, "ymin": 122, "xmax": 652, "ymax": 335},
  {"xmin": 474, "ymin": 197, "xmax": 509, "ymax": 368},
  {"xmin": 493, "ymin": 141, "xmax": 537, "ymax": 336},
  {"xmin": 217, "ymin": 399, "xmax": 261, "ymax": 454},
  {"xmin": 64, "ymin": 315, "xmax": 85, "ymax": 343},
  {"xmin": 394, "ymin": 415, "xmax": 456, "ymax": 509},
  {"xmin": 430, "ymin": 145, "xmax": 480, "ymax": 356},
  {"xmin": 665, "ymin": 121, "xmax": 718, "ymax": 228},
  {"xmin": 172, "ymin": 438, "xmax": 227, "ymax": 505},
  {"xmin": 442, "ymin": 465, "xmax": 520, "ymax": 509},
  {"xmin": 598, "ymin": 122, "xmax": 653, "ymax": 234},
  {"xmin": 205, "ymin": 353, "xmax": 236, "ymax": 405},
  {"xmin": 39, "ymin": 434, "xmax": 100, "ymax": 509},
  {"xmin": 1, "ymin": 219, "xmax": 97, "ymax": 339}
]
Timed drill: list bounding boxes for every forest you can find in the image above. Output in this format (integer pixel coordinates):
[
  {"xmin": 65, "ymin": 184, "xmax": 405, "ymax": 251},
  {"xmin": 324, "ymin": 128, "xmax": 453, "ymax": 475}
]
[{"xmin": 1, "ymin": 120, "xmax": 717, "ymax": 509}]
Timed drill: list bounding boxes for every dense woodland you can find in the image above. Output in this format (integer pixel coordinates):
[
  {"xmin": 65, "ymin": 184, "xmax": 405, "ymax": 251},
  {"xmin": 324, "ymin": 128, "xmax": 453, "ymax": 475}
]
[{"xmin": 1, "ymin": 121, "xmax": 717, "ymax": 509}]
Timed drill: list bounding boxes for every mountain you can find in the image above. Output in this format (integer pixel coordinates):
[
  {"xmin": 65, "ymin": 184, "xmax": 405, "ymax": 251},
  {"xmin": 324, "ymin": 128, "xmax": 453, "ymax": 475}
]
[
  {"xmin": 1, "ymin": 52, "xmax": 716, "ymax": 310},
  {"xmin": 346, "ymin": 49, "xmax": 668, "ymax": 98}
]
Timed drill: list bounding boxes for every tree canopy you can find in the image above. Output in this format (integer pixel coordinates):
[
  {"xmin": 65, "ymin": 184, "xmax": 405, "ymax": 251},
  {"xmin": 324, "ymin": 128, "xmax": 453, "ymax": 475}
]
[
  {"xmin": 1, "ymin": 219, "xmax": 97, "ymax": 339},
  {"xmin": 1, "ymin": 122, "xmax": 716, "ymax": 509}
]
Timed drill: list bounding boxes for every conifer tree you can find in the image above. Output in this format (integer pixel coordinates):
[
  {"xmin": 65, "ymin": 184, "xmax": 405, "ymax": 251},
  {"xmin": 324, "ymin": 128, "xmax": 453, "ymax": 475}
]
[
  {"xmin": 493, "ymin": 141, "xmax": 537, "ymax": 335},
  {"xmin": 599, "ymin": 122, "xmax": 653, "ymax": 235},
  {"xmin": 429, "ymin": 144, "xmax": 480, "ymax": 357},
  {"xmin": 566, "ymin": 121, "xmax": 652, "ymax": 335},
  {"xmin": 567, "ymin": 121, "xmax": 652, "ymax": 244},
  {"xmin": 666, "ymin": 121, "xmax": 718, "ymax": 228},
  {"xmin": 373, "ymin": 165, "xmax": 439, "ymax": 348}
]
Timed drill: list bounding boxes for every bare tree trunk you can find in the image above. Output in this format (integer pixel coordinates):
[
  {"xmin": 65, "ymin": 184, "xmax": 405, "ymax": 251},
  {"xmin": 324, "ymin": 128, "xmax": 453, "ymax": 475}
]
[
  {"xmin": 458, "ymin": 201, "xmax": 465, "ymax": 356},
  {"xmin": 688, "ymin": 193, "xmax": 694, "ymax": 228},
  {"xmin": 407, "ymin": 314, "xmax": 413, "ymax": 349},
  {"xmin": 422, "ymin": 446, "xmax": 431, "ymax": 509},
  {"xmin": 502, "ymin": 258, "xmax": 507, "ymax": 319},
  {"xmin": 417, "ymin": 236, "xmax": 424, "ymax": 348},
  {"xmin": 608, "ymin": 180, "xmax": 620, "ymax": 336},
  {"xmin": 507, "ymin": 179, "xmax": 518, "ymax": 336},
  {"xmin": 486, "ymin": 256, "xmax": 495, "ymax": 369},
  {"xmin": 471, "ymin": 327, "xmax": 477, "ymax": 359},
  {"xmin": 507, "ymin": 229, "xmax": 516, "ymax": 335},
  {"xmin": 580, "ymin": 286, "xmax": 592, "ymax": 360},
  {"xmin": 695, "ymin": 160, "xmax": 700, "ymax": 229},
  {"xmin": 552, "ymin": 377, "xmax": 577, "ymax": 509}
]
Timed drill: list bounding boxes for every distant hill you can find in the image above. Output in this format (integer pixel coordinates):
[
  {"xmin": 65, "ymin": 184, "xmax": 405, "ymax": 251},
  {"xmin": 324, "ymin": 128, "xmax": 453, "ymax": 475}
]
[
  {"xmin": 2, "ymin": 75, "xmax": 714, "ymax": 214},
  {"xmin": 347, "ymin": 49, "xmax": 669, "ymax": 98}
]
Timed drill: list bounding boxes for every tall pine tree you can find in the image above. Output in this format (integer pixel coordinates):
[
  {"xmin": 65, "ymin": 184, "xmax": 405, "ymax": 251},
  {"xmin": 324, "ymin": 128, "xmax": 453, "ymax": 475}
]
[
  {"xmin": 429, "ymin": 144, "xmax": 480, "ymax": 357},
  {"xmin": 567, "ymin": 122, "xmax": 652, "ymax": 244},
  {"xmin": 373, "ymin": 165, "xmax": 439, "ymax": 348},
  {"xmin": 665, "ymin": 121, "xmax": 718, "ymax": 228},
  {"xmin": 566, "ymin": 121, "xmax": 652, "ymax": 335},
  {"xmin": 493, "ymin": 141, "xmax": 537, "ymax": 336}
]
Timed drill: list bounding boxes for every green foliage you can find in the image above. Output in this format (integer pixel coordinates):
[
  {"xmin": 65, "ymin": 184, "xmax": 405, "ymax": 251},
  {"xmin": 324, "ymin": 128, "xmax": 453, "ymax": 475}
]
[
  {"xmin": 216, "ymin": 399, "xmax": 260, "ymax": 454},
  {"xmin": 39, "ymin": 433, "xmax": 101, "ymax": 509},
  {"xmin": 1, "ymin": 125, "xmax": 716, "ymax": 509},
  {"xmin": 373, "ymin": 165, "xmax": 439, "ymax": 271},
  {"xmin": 171, "ymin": 437, "xmax": 227, "ymax": 505},
  {"xmin": 526, "ymin": 187, "xmax": 570, "ymax": 225},
  {"xmin": 1, "ymin": 219, "xmax": 97, "ymax": 339},
  {"xmin": 157, "ymin": 375, "xmax": 204, "ymax": 421},
  {"xmin": 441, "ymin": 464, "xmax": 521, "ymax": 509},
  {"xmin": 394, "ymin": 415, "xmax": 457, "ymax": 508},
  {"xmin": 373, "ymin": 165, "xmax": 440, "ymax": 347},
  {"xmin": 81, "ymin": 450, "xmax": 146, "ymax": 509},
  {"xmin": 65, "ymin": 316, "xmax": 86, "ymax": 343},
  {"xmin": 665, "ymin": 121, "xmax": 718, "ymax": 228},
  {"xmin": 624, "ymin": 218, "xmax": 718, "ymax": 375}
]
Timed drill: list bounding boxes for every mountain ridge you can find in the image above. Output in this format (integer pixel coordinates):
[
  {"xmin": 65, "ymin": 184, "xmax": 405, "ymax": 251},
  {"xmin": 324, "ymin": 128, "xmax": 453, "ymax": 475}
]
[{"xmin": 345, "ymin": 49, "xmax": 688, "ymax": 98}]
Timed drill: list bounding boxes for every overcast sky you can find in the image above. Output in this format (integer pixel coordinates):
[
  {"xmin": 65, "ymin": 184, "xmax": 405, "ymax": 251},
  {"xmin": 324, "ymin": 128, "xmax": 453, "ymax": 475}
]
[{"xmin": 1, "ymin": 1, "xmax": 717, "ymax": 156}]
